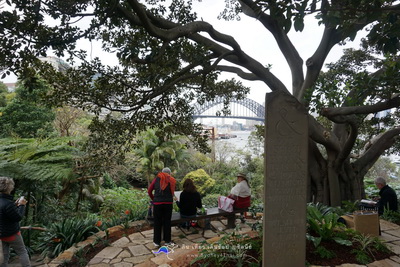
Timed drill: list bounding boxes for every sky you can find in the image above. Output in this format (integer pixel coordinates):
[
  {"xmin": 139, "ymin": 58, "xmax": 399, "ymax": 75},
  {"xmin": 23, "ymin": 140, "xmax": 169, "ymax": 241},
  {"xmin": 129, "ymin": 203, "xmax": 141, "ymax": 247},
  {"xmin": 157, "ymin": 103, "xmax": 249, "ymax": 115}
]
[{"xmin": 1, "ymin": 0, "xmax": 366, "ymax": 105}]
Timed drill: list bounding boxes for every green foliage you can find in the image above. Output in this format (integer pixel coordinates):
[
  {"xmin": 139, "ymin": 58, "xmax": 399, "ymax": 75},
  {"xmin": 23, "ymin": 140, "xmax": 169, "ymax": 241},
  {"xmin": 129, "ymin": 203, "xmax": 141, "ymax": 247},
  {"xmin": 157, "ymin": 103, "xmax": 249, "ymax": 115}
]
[
  {"xmin": 208, "ymin": 176, "xmax": 233, "ymax": 195},
  {"xmin": 381, "ymin": 208, "xmax": 400, "ymax": 224},
  {"xmin": 341, "ymin": 200, "xmax": 360, "ymax": 213},
  {"xmin": 366, "ymin": 156, "xmax": 399, "ymax": 181},
  {"xmin": 351, "ymin": 249, "xmax": 371, "ymax": 265},
  {"xmin": 201, "ymin": 193, "xmax": 220, "ymax": 208},
  {"xmin": 134, "ymin": 127, "xmax": 189, "ymax": 184},
  {"xmin": 314, "ymin": 246, "xmax": 336, "ymax": 259},
  {"xmin": 99, "ymin": 187, "xmax": 148, "ymax": 219},
  {"xmin": 0, "ymin": 79, "xmax": 55, "ymax": 138},
  {"xmin": 36, "ymin": 217, "xmax": 100, "ymax": 258},
  {"xmin": 181, "ymin": 169, "xmax": 215, "ymax": 195},
  {"xmin": 0, "ymin": 137, "xmax": 78, "ymax": 182},
  {"xmin": 249, "ymin": 200, "xmax": 264, "ymax": 216},
  {"xmin": 306, "ymin": 204, "xmax": 351, "ymax": 247},
  {"xmin": 0, "ymin": 81, "xmax": 7, "ymax": 107},
  {"xmin": 364, "ymin": 180, "xmax": 380, "ymax": 198},
  {"xmin": 350, "ymin": 233, "xmax": 390, "ymax": 265}
]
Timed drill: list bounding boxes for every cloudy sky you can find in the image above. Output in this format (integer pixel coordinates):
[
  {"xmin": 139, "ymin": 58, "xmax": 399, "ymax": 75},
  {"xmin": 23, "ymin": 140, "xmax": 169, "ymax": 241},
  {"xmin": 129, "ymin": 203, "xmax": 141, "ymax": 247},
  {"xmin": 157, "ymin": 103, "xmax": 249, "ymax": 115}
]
[{"xmin": 1, "ymin": 0, "xmax": 366, "ymax": 104}]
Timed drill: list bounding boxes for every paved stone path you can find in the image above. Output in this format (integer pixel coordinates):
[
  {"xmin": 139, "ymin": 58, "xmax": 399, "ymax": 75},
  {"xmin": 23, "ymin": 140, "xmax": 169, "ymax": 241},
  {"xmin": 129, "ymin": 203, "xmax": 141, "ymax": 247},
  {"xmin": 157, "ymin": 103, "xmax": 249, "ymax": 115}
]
[
  {"xmin": 85, "ymin": 218, "xmax": 254, "ymax": 267},
  {"xmin": 9, "ymin": 218, "xmax": 400, "ymax": 266}
]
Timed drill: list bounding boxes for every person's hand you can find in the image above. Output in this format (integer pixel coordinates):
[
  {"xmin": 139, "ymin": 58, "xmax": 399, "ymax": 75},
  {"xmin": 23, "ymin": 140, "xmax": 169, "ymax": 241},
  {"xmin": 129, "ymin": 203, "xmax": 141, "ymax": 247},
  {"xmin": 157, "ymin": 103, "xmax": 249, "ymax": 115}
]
[
  {"xmin": 19, "ymin": 199, "xmax": 28, "ymax": 206},
  {"xmin": 16, "ymin": 197, "xmax": 27, "ymax": 206},
  {"xmin": 173, "ymin": 196, "xmax": 178, "ymax": 201}
]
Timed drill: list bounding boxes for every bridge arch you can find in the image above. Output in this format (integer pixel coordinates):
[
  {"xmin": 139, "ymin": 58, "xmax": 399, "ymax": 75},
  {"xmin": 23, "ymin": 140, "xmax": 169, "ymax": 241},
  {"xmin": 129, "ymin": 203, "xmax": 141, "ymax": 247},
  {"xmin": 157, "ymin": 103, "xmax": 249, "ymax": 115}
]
[{"xmin": 192, "ymin": 96, "xmax": 265, "ymax": 122}]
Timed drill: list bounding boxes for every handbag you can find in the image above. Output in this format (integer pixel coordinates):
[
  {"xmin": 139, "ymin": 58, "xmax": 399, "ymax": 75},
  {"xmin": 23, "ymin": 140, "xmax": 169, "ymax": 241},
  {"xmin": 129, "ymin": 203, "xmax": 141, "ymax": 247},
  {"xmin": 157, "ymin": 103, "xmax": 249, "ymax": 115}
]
[{"xmin": 218, "ymin": 196, "xmax": 235, "ymax": 212}]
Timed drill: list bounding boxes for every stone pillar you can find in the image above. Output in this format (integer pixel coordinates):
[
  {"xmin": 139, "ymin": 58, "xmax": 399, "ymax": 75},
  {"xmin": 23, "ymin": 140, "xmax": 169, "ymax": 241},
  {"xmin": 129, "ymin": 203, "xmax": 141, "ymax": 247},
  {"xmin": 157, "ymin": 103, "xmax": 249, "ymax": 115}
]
[{"xmin": 263, "ymin": 91, "xmax": 308, "ymax": 267}]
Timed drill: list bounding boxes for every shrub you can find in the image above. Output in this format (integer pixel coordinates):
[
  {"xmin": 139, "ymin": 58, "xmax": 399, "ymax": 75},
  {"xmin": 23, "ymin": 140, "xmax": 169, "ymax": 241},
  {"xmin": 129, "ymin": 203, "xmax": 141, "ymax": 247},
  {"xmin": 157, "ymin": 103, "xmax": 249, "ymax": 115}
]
[
  {"xmin": 306, "ymin": 203, "xmax": 351, "ymax": 247},
  {"xmin": 181, "ymin": 169, "xmax": 215, "ymax": 195},
  {"xmin": 202, "ymin": 193, "xmax": 220, "ymax": 208},
  {"xmin": 99, "ymin": 187, "xmax": 148, "ymax": 219},
  {"xmin": 36, "ymin": 217, "xmax": 100, "ymax": 258}
]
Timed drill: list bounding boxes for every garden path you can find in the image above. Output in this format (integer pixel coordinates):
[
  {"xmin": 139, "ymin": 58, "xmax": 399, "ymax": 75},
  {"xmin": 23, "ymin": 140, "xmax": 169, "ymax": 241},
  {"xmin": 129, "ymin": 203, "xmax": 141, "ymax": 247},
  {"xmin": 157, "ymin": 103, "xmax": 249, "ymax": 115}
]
[{"xmin": 8, "ymin": 218, "xmax": 400, "ymax": 266}]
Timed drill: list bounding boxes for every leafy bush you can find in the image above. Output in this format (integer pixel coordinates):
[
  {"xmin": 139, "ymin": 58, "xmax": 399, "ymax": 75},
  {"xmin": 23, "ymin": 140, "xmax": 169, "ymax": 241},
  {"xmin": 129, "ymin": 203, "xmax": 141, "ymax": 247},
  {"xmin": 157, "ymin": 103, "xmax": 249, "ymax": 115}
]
[
  {"xmin": 381, "ymin": 208, "xmax": 400, "ymax": 224},
  {"xmin": 202, "ymin": 193, "xmax": 220, "ymax": 208},
  {"xmin": 36, "ymin": 217, "xmax": 100, "ymax": 258},
  {"xmin": 341, "ymin": 200, "xmax": 360, "ymax": 213},
  {"xmin": 351, "ymin": 233, "xmax": 391, "ymax": 265},
  {"xmin": 306, "ymin": 204, "xmax": 351, "ymax": 247},
  {"xmin": 99, "ymin": 187, "xmax": 148, "ymax": 219},
  {"xmin": 314, "ymin": 246, "xmax": 336, "ymax": 259},
  {"xmin": 181, "ymin": 169, "xmax": 215, "ymax": 195},
  {"xmin": 249, "ymin": 199, "xmax": 264, "ymax": 215}
]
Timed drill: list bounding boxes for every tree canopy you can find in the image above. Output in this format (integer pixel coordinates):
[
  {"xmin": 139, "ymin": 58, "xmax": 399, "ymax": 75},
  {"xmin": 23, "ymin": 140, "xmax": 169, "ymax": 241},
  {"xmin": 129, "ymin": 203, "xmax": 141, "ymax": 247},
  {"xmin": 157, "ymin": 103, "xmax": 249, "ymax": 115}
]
[
  {"xmin": 0, "ymin": 78, "xmax": 55, "ymax": 138},
  {"xmin": 1, "ymin": 0, "xmax": 400, "ymax": 205}
]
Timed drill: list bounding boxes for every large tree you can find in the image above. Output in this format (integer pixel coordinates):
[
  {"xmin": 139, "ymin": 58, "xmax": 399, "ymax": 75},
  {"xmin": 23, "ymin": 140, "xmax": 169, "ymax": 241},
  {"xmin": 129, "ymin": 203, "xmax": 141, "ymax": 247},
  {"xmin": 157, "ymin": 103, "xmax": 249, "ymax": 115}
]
[{"xmin": 1, "ymin": 0, "xmax": 400, "ymax": 206}]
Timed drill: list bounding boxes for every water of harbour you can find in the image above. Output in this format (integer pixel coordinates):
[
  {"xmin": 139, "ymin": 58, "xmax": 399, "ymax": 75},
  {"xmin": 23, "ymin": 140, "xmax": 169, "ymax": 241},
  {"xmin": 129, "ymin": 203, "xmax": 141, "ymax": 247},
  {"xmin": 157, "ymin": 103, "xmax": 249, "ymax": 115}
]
[{"xmin": 214, "ymin": 130, "xmax": 252, "ymax": 151}]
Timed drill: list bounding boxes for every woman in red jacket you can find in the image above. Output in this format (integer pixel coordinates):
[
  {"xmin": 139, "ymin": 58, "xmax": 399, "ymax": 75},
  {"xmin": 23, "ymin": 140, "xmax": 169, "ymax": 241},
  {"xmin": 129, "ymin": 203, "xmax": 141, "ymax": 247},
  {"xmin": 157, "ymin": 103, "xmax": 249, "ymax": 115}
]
[{"xmin": 147, "ymin": 168, "xmax": 176, "ymax": 247}]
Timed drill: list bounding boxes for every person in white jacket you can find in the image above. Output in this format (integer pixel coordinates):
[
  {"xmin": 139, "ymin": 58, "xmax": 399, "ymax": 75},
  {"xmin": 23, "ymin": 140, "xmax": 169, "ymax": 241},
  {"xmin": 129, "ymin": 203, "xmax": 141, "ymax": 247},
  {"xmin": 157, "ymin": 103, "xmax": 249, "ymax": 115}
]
[{"xmin": 228, "ymin": 173, "xmax": 251, "ymax": 209}]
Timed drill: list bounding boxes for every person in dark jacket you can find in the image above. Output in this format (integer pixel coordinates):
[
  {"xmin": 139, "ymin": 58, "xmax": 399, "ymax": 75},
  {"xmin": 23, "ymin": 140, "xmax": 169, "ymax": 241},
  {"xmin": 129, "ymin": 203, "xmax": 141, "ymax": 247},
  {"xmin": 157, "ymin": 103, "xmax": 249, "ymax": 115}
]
[
  {"xmin": 177, "ymin": 178, "xmax": 202, "ymax": 217},
  {"xmin": 375, "ymin": 177, "xmax": 398, "ymax": 216},
  {"xmin": 0, "ymin": 176, "xmax": 30, "ymax": 267},
  {"xmin": 148, "ymin": 167, "xmax": 176, "ymax": 247},
  {"xmin": 176, "ymin": 178, "xmax": 202, "ymax": 230}
]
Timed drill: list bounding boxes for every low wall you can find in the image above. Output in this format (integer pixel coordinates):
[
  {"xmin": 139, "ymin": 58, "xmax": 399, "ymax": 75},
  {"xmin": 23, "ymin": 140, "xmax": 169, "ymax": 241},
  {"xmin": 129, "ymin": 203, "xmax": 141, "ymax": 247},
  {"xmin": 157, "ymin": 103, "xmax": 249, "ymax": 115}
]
[{"xmin": 46, "ymin": 220, "xmax": 149, "ymax": 267}]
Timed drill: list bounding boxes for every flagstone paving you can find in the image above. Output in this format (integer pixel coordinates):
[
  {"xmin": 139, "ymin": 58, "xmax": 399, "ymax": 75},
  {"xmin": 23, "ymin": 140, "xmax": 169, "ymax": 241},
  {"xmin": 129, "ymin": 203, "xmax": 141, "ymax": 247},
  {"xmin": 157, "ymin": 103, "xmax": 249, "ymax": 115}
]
[{"xmin": 8, "ymin": 218, "xmax": 400, "ymax": 266}]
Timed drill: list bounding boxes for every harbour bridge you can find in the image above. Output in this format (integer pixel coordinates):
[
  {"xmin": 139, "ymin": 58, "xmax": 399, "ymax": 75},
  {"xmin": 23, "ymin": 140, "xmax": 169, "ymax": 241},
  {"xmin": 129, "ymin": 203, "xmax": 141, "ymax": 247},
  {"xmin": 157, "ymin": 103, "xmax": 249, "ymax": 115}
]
[{"xmin": 192, "ymin": 96, "xmax": 265, "ymax": 122}]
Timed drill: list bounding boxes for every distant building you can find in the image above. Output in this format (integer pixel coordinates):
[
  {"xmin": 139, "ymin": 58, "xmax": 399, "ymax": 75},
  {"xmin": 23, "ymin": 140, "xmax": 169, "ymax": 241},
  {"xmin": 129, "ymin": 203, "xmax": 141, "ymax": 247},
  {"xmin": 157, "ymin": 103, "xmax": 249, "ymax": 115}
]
[
  {"xmin": 38, "ymin": 56, "xmax": 70, "ymax": 72},
  {"xmin": 4, "ymin": 82, "xmax": 16, "ymax": 91}
]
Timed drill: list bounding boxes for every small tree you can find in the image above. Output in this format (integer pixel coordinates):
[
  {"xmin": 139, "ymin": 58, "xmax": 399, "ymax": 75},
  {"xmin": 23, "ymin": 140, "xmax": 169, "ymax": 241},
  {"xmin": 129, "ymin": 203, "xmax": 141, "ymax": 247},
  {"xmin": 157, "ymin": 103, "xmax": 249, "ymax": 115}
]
[
  {"xmin": 0, "ymin": 79, "xmax": 55, "ymax": 138},
  {"xmin": 135, "ymin": 126, "xmax": 189, "ymax": 185},
  {"xmin": 0, "ymin": 81, "xmax": 7, "ymax": 107},
  {"xmin": 181, "ymin": 169, "xmax": 215, "ymax": 195}
]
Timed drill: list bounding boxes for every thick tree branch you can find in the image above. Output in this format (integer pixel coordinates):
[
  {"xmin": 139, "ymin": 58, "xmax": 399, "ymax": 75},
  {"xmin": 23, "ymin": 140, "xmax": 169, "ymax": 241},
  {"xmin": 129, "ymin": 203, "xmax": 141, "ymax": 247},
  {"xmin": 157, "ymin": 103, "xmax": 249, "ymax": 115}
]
[
  {"xmin": 309, "ymin": 116, "xmax": 341, "ymax": 152},
  {"xmin": 215, "ymin": 66, "xmax": 259, "ymax": 80},
  {"xmin": 117, "ymin": 0, "xmax": 289, "ymax": 93},
  {"xmin": 239, "ymin": 0, "xmax": 304, "ymax": 95},
  {"xmin": 299, "ymin": 1, "xmax": 387, "ymax": 103},
  {"xmin": 322, "ymin": 95, "xmax": 400, "ymax": 118},
  {"xmin": 335, "ymin": 118, "xmax": 359, "ymax": 169},
  {"xmin": 300, "ymin": 27, "xmax": 342, "ymax": 102},
  {"xmin": 124, "ymin": 0, "xmax": 244, "ymax": 54},
  {"xmin": 354, "ymin": 127, "xmax": 400, "ymax": 177}
]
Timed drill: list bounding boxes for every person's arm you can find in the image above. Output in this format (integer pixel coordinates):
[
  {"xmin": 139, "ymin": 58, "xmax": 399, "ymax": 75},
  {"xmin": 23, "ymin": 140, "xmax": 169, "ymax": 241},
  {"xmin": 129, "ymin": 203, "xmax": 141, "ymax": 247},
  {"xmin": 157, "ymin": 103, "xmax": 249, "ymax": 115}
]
[
  {"xmin": 196, "ymin": 192, "xmax": 202, "ymax": 208},
  {"xmin": 148, "ymin": 178, "xmax": 157, "ymax": 200},
  {"xmin": 176, "ymin": 192, "xmax": 183, "ymax": 208},
  {"xmin": 228, "ymin": 194, "xmax": 238, "ymax": 200},
  {"xmin": 5, "ymin": 202, "xmax": 25, "ymax": 222},
  {"xmin": 229, "ymin": 182, "xmax": 242, "ymax": 199},
  {"xmin": 378, "ymin": 191, "xmax": 389, "ymax": 215}
]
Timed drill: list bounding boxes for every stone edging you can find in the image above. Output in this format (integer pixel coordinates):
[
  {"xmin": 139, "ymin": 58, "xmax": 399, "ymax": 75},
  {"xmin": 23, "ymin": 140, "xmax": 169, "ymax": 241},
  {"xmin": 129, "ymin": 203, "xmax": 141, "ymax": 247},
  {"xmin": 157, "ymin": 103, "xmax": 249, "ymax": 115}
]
[{"xmin": 46, "ymin": 220, "xmax": 149, "ymax": 267}]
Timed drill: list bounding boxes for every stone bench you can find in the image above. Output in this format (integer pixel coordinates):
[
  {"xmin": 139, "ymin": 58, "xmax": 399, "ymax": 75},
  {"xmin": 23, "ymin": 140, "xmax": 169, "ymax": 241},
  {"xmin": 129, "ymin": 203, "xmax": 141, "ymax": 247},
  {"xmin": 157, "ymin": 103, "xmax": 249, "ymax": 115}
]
[{"xmin": 147, "ymin": 207, "xmax": 248, "ymax": 235}]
